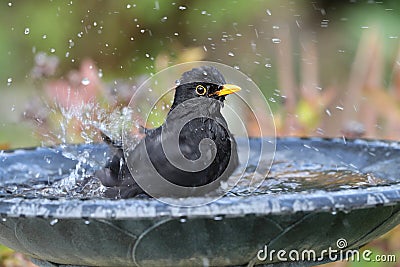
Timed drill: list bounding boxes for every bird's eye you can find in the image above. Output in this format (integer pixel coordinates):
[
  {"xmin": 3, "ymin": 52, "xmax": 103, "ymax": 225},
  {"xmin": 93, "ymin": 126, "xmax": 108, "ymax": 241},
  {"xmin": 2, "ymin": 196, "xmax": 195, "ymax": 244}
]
[{"xmin": 195, "ymin": 85, "xmax": 207, "ymax": 96}]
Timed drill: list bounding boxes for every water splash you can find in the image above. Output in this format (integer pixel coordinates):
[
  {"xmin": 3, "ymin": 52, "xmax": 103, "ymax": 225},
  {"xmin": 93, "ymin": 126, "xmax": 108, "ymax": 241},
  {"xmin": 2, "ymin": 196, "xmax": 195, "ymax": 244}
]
[
  {"xmin": 271, "ymin": 38, "xmax": 281, "ymax": 44},
  {"xmin": 20, "ymin": 96, "xmax": 139, "ymax": 199},
  {"xmin": 81, "ymin": 78, "xmax": 90, "ymax": 85}
]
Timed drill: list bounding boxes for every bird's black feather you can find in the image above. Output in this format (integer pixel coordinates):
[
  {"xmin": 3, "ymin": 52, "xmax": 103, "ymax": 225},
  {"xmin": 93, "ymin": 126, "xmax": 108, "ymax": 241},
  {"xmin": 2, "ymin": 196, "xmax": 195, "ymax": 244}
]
[{"xmin": 96, "ymin": 66, "xmax": 239, "ymax": 198}]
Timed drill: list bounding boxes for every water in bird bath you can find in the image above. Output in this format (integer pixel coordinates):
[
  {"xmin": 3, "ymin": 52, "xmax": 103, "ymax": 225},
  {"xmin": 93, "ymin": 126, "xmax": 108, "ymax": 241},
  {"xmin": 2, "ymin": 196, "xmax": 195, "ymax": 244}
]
[
  {"xmin": 228, "ymin": 162, "xmax": 385, "ymax": 197},
  {"xmin": 0, "ymin": 142, "xmax": 390, "ymax": 200}
]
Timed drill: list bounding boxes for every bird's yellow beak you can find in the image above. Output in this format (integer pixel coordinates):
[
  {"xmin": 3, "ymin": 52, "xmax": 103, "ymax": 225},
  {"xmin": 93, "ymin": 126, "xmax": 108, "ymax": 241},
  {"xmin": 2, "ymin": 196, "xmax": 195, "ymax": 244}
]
[{"xmin": 215, "ymin": 84, "xmax": 241, "ymax": 96}]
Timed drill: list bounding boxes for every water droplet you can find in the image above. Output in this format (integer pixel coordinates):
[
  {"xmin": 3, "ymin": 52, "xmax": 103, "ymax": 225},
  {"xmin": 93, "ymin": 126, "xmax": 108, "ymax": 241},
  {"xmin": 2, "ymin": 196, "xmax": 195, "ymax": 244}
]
[
  {"xmin": 178, "ymin": 5, "xmax": 187, "ymax": 10},
  {"xmin": 68, "ymin": 39, "xmax": 75, "ymax": 48},
  {"xmin": 272, "ymin": 38, "xmax": 281, "ymax": 44},
  {"xmin": 202, "ymin": 258, "xmax": 210, "ymax": 266},
  {"xmin": 336, "ymin": 106, "xmax": 344, "ymax": 111},
  {"xmin": 42, "ymin": 34, "xmax": 47, "ymax": 39},
  {"xmin": 272, "ymin": 25, "xmax": 280, "ymax": 29},
  {"xmin": 179, "ymin": 217, "xmax": 187, "ymax": 223},
  {"xmin": 8, "ymin": 2, "xmax": 12, "ymax": 7},
  {"xmin": 126, "ymin": 4, "xmax": 131, "ymax": 8},
  {"xmin": 1, "ymin": 218, "xmax": 6, "ymax": 222},
  {"xmin": 7, "ymin": 77, "xmax": 12, "ymax": 85},
  {"xmin": 213, "ymin": 215, "xmax": 224, "ymax": 221},
  {"xmin": 104, "ymin": 209, "xmax": 116, "ymax": 219},
  {"xmin": 84, "ymin": 220, "xmax": 90, "ymax": 225},
  {"xmin": 265, "ymin": 63, "xmax": 272, "ymax": 68},
  {"xmin": 10, "ymin": 105, "xmax": 15, "ymax": 112},
  {"xmin": 161, "ymin": 16, "xmax": 167, "ymax": 22},
  {"xmin": 93, "ymin": 21, "xmax": 97, "ymax": 27},
  {"xmin": 50, "ymin": 218, "xmax": 59, "ymax": 225},
  {"xmin": 140, "ymin": 29, "xmax": 145, "ymax": 33},
  {"xmin": 81, "ymin": 78, "xmax": 90, "ymax": 85},
  {"xmin": 98, "ymin": 69, "xmax": 103, "ymax": 78},
  {"xmin": 50, "ymin": 48, "xmax": 56, "ymax": 53},
  {"xmin": 145, "ymin": 53, "xmax": 150, "ymax": 58},
  {"xmin": 24, "ymin": 27, "xmax": 30, "ymax": 35},
  {"xmin": 326, "ymin": 109, "xmax": 331, "ymax": 116},
  {"xmin": 321, "ymin": 19, "xmax": 329, "ymax": 28},
  {"xmin": 228, "ymin": 51, "xmax": 235, "ymax": 57},
  {"xmin": 174, "ymin": 32, "xmax": 179, "ymax": 36},
  {"xmin": 266, "ymin": 9, "xmax": 271, "ymax": 15},
  {"xmin": 201, "ymin": 10, "xmax": 207, "ymax": 15}
]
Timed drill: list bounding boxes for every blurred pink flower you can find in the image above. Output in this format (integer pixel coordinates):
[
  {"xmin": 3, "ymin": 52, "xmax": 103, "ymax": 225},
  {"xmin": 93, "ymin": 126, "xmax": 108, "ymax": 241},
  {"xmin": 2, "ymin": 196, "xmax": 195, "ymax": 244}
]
[{"xmin": 44, "ymin": 59, "xmax": 103, "ymax": 108}]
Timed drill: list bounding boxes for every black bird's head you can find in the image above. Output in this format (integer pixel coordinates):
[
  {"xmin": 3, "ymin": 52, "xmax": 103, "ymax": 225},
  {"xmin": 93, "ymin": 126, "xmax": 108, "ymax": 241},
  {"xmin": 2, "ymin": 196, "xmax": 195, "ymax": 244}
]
[{"xmin": 170, "ymin": 66, "xmax": 241, "ymax": 110}]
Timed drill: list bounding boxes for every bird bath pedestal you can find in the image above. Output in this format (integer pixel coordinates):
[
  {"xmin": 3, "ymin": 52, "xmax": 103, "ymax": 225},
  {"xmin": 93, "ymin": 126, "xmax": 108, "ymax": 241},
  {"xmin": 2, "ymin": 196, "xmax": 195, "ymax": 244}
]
[{"xmin": 0, "ymin": 137, "xmax": 400, "ymax": 267}]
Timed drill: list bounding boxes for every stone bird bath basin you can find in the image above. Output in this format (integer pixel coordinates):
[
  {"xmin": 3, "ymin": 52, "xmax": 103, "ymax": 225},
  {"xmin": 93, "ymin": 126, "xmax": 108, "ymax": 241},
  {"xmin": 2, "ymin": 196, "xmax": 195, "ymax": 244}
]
[{"xmin": 0, "ymin": 137, "xmax": 400, "ymax": 266}]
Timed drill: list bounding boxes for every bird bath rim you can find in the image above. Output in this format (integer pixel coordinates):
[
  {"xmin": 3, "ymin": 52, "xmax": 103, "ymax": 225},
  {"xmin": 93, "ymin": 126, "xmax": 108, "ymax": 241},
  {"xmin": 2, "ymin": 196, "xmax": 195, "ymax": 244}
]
[{"xmin": 1, "ymin": 137, "xmax": 400, "ymax": 220}]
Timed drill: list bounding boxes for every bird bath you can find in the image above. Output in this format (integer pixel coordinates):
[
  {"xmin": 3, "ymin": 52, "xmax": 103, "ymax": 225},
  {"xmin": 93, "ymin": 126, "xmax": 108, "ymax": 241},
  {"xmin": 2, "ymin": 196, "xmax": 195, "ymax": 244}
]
[{"xmin": 0, "ymin": 137, "xmax": 400, "ymax": 267}]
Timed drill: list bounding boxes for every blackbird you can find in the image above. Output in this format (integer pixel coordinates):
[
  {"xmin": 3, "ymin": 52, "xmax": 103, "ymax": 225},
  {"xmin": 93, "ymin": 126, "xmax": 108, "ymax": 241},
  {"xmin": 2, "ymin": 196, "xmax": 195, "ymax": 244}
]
[{"xmin": 96, "ymin": 66, "xmax": 240, "ymax": 198}]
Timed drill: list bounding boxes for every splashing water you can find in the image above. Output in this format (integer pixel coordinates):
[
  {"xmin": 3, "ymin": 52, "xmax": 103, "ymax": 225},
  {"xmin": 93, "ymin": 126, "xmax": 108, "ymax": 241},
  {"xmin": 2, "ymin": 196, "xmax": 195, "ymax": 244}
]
[{"xmin": 17, "ymin": 97, "xmax": 139, "ymax": 199}]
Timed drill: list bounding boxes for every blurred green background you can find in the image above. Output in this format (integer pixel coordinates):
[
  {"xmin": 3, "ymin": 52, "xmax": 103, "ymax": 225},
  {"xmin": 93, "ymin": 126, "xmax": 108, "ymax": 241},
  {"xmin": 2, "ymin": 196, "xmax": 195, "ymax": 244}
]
[{"xmin": 1, "ymin": 0, "xmax": 400, "ymax": 266}]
